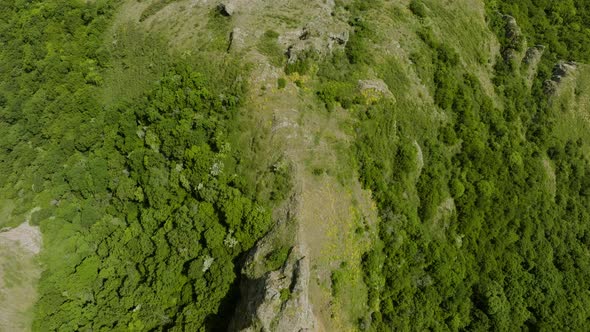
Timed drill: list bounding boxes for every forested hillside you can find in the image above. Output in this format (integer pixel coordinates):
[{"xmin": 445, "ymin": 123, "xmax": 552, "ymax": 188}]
[
  {"xmin": 1, "ymin": 0, "xmax": 590, "ymax": 331},
  {"xmin": 339, "ymin": 0, "xmax": 590, "ymax": 330},
  {"xmin": 0, "ymin": 1, "xmax": 282, "ymax": 330}
]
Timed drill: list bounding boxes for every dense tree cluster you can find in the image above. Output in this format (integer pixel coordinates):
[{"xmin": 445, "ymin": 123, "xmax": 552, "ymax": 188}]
[
  {"xmin": 34, "ymin": 67, "xmax": 273, "ymax": 331},
  {"xmin": 317, "ymin": 0, "xmax": 590, "ymax": 330},
  {"xmin": 489, "ymin": 0, "xmax": 590, "ymax": 63},
  {"xmin": 0, "ymin": 1, "xmax": 278, "ymax": 331}
]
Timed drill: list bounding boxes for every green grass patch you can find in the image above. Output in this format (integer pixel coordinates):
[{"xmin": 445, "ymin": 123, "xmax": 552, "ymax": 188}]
[
  {"xmin": 0, "ymin": 199, "xmax": 15, "ymax": 229},
  {"xmin": 203, "ymin": 7, "xmax": 232, "ymax": 52},
  {"xmin": 257, "ymin": 30, "xmax": 285, "ymax": 67},
  {"xmin": 102, "ymin": 24, "xmax": 171, "ymax": 107},
  {"xmin": 139, "ymin": 0, "xmax": 175, "ymax": 22},
  {"xmin": 265, "ymin": 246, "xmax": 291, "ymax": 271}
]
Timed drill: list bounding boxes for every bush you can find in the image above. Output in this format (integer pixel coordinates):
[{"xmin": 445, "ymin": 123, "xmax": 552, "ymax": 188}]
[
  {"xmin": 316, "ymin": 81, "xmax": 355, "ymax": 110},
  {"xmin": 258, "ymin": 30, "xmax": 285, "ymax": 67},
  {"xmin": 330, "ymin": 262, "xmax": 348, "ymax": 297},
  {"xmin": 345, "ymin": 17, "xmax": 375, "ymax": 65},
  {"xmin": 265, "ymin": 246, "xmax": 291, "ymax": 271},
  {"xmin": 409, "ymin": 0, "xmax": 427, "ymax": 18},
  {"xmin": 285, "ymin": 50, "xmax": 318, "ymax": 75}
]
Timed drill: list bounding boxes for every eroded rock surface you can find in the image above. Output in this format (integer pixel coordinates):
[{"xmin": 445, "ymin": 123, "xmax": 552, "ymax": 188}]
[{"xmin": 230, "ymin": 236, "xmax": 316, "ymax": 332}]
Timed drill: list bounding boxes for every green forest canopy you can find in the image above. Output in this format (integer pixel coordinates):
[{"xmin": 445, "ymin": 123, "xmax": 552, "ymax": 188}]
[
  {"xmin": 0, "ymin": 1, "xmax": 283, "ymax": 330},
  {"xmin": 330, "ymin": 0, "xmax": 590, "ymax": 330}
]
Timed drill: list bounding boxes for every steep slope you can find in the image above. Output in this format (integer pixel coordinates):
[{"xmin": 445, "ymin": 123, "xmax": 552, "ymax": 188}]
[{"xmin": 550, "ymin": 62, "xmax": 590, "ymax": 156}]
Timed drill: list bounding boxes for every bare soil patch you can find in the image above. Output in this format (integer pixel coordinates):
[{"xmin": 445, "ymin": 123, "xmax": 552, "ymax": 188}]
[{"xmin": 0, "ymin": 222, "xmax": 42, "ymax": 332}]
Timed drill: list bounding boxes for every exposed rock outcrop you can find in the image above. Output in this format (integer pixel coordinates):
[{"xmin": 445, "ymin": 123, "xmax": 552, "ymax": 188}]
[
  {"xmin": 229, "ymin": 244, "xmax": 316, "ymax": 332},
  {"xmin": 218, "ymin": 0, "xmax": 246, "ymax": 16},
  {"xmin": 503, "ymin": 15, "xmax": 521, "ymax": 41},
  {"xmin": 281, "ymin": 24, "xmax": 348, "ymax": 66},
  {"xmin": 221, "ymin": 0, "xmax": 348, "ymax": 60},
  {"xmin": 522, "ymin": 45, "xmax": 545, "ymax": 87},
  {"xmin": 328, "ymin": 31, "xmax": 349, "ymax": 49},
  {"xmin": 552, "ymin": 61, "xmax": 577, "ymax": 81},
  {"xmin": 228, "ymin": 28, "xmax": 247, "ymax": 51},
  {"xmin": 229, "ymin": 193, "xmax": 317, "ymax": 332},
  {"xmin": 544, "ymin": 60, "xmax": 577, "ymax": 94},
  {"xmin": 358, "ymin": 79, "xmax": 394, "ymax": 101},
  {"xmin": 523, "ymin": 45, "xmax": 545, "ymax": 65},
  {"xmin": 502, "ymin": 14, "xmax": 526, "ymax": 64}
]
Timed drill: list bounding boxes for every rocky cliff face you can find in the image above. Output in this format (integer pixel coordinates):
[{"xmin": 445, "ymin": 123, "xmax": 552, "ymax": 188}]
[
  {"xmin": 226, "ymin": 191, "xmax": 320, "ymax": 332},
  {"xmin": 230, "ymin": 244, "xmax": 315, "ymax": 332}
]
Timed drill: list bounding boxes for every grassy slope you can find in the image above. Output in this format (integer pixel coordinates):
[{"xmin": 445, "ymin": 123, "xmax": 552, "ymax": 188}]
[
  {"xmin": 552, "ymin": 64, "xmax": 590, "ymax": 157},
  {"xmin": 345, "ymin": 1, "xmax": 590, "ymax": 330},
  {"xmin": 133, "ymin": 0, "xmax": 379, "ymax": 329}
]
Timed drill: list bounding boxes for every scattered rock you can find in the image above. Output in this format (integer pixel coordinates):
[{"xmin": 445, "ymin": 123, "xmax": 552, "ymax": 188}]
[
  {"xmin": 523, "ymin": 45, "xmax": 545, "ymax": 65},
  {"xmin": 358, "ymin": 79, "xmax": 394, "ymax": 98},
  {"xmin": 328, "ymin": 31, "xmax": 349, "ymax": 50},
  {"xmin": 543, "ymin": 80, "xmax": 559, "ymax": 94},
  {"xmin": 218, "ymin": 3, "xmax": 234, "ymax": 16},
  {"xmin": 283, "ymin": 29, "xmax": 323, "ymax": 65},
  {"xmin": 280, "ymin": 24, "xmax": 349, "ymax": 65},
  {"xmin": 299, "ymin": 28, "xmax": 311, "ymax": 41},
  {"xmin": 502, "ymin": 14, "xmax": 526, "ymax": 62},
  {"xmin": 218, "ymin": 0, "xmax": 248, "ymax": 16},
  {"xmin": 228, "ymin": 28, "xmax": 247, "ymax": 51},
  {"xmin": 272, "ymin": 112, "xmax": 299, "ymax": 133},
  {"xmin": 523, "ymin": 45, "xmax": 545, "ymax": 87},
  {"xmin": 503, "ymin": 48, "xmax": 520, "ymax": 64},
  {"xmin": 544, "ymin": 60, "xmax": 577, "ymax": 93},
  {"xmin": 503, "ymin": 15, "xmax": 521, "ymax": 40},
  {"xmin": 553, "ymin": 60, "xmax": 577, "ymax": 80}
]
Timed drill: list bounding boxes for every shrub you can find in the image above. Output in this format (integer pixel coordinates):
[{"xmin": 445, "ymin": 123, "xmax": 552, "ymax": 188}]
[
  {"xmin": 330, "ymin": 262, "xmax": 348, "ymax": 297},
  {"xmin": 409, "ymin": 0, "xmax": 427, "ymax": 18},
  {"xmin": 258, "ymin": 30, "xmax": 285, "ymax": 67},
  {"xmin": 265, "ymin": 246, "xmax": 291, "ymax": 271},
  {"xmin": 285, "ymin": 50, "xmax": 318, "ymax": 75}
]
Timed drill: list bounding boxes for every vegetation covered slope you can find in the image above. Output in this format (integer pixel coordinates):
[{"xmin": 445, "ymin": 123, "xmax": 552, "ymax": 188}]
[
  {"xmin": 2, "ymin": 0, "xmax": 590, "ymax": 331},
  {"xmin": 0, "ymin": 1, "xmax": 284, "ymax": 330},
  {"xmin": 315, "ymin": 0, "xmax": 590, "ymax": 330}
]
